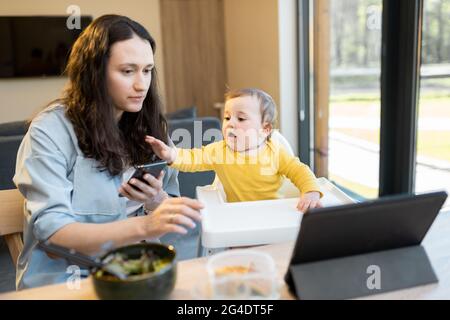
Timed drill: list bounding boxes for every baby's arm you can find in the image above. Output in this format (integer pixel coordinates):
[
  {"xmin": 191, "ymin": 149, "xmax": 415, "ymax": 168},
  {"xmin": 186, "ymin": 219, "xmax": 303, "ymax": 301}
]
[
  {"xmin": 297, "ymin": 191, "xmax": 322, "ymax": 212},
  {"xmin": 145, "ymin": 136, "xmax": 215, "ymax": 172},
  {"xmin": 146, "ymin": 136, "xmax": 177, "ymax": 163},
  {"xmin": 277, "ymin": 147, "xmax": 323, "ymax": 212}
]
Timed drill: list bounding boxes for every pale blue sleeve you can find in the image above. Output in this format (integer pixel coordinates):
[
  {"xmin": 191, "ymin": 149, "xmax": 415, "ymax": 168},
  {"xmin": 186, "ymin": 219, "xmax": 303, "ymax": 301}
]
[
  {"xmin": 14, "ymin": 125, "xmax": 77, "ymax": 242},
  {"xmin": 163, "ymin": 166, "xmax": 180, "ymax": 197},
  {"xmin": 163, "ymin": 138, "xmax": 180, "ymax": 197}
]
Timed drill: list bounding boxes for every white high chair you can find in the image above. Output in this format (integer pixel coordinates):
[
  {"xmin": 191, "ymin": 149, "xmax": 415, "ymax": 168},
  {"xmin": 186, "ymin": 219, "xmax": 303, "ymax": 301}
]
[{"xmin": 196, "ymin": 131, "xmax": 355, "ymax": 257}]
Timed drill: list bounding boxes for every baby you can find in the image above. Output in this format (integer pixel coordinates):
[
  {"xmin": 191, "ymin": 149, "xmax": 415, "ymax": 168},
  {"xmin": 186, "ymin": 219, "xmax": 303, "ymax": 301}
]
[{"xmin": 146, "ymin": 88, "xmax": 322, "ymax": 212}]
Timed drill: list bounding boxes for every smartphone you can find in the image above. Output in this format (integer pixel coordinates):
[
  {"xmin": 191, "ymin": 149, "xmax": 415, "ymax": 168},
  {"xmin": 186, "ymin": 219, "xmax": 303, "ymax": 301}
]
[
  {"xmin": 119, "ymin": 160, "xmax": 167, "ymax": 197},
  {"xmin": 130, "ymin": 160, "xmax": 167, "ymax": 182}
]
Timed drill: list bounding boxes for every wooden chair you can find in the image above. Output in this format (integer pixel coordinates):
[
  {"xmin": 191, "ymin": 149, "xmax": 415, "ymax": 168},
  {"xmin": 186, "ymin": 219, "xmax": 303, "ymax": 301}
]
[{"xmin": 0, "ymin": 189, "xmax": 24, "ymax": 266}]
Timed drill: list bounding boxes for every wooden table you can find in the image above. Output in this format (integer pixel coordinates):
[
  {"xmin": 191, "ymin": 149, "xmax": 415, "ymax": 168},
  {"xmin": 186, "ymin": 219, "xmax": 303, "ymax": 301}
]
[
  {"xmin": 0, "ymin": 241, "xmax": 295, "ymax": 300},
  {"xmin": 1, "ymin": 210, "xmax": 449, "ymax": 300}
]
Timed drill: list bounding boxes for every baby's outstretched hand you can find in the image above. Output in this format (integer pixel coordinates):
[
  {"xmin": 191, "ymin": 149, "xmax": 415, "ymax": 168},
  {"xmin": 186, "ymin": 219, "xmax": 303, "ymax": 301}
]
[
  {"xmin": 297, "ymin": 192, "xmax": 322, "ymax": 213},
  {"xmin": 145, "ymin": 136, "xmax": 177, "ymax": 164}
]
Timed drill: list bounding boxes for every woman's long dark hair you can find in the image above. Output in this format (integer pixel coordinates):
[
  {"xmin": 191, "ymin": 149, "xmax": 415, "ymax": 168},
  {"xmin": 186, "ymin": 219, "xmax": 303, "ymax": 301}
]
[{"xmin": 63, "ymin": 15, "xmax": 167, "ymax": 176}]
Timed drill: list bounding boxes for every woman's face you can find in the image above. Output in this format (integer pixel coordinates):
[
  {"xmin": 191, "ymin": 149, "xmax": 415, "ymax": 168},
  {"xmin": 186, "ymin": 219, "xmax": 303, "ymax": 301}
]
[{"xmin": 106, "ymin": 34, "xmax": 154, "ymax": 120}]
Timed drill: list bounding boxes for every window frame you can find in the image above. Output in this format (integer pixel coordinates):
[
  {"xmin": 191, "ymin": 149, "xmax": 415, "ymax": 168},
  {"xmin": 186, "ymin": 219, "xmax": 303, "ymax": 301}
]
[{"xmin": 297, "ymin": 0, "xmax": 424, "ymax": 198}]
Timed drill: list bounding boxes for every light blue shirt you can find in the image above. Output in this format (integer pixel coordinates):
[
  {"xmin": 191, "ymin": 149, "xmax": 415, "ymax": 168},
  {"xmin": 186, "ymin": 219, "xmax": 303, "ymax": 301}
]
[{"xmin": 13, "ymin": 105, "xmax": 180, "ymax": 289}]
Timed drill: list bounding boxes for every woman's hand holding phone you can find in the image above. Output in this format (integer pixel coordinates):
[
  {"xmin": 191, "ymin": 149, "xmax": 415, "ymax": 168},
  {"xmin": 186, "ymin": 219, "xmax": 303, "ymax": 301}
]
[
  {"xmin": 119, "ymin": 169, "xmax": 166, "ymax": 205},
  {"xmin": 119, "ymin": 135, "xmax": 176, "ymax": 207}
]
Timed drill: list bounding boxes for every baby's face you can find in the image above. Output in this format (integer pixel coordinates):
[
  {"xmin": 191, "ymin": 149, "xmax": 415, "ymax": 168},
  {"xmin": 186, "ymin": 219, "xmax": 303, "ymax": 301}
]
[{"xmin": 222, "ymin": 96, "xmax": 271, "ymax": 152}]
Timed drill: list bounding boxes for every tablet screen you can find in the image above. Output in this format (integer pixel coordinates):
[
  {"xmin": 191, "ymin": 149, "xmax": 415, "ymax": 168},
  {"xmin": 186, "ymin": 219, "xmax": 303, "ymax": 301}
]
[{"xmin": 290, "ymin": 191, "xmax": 448, "ymax": 264}]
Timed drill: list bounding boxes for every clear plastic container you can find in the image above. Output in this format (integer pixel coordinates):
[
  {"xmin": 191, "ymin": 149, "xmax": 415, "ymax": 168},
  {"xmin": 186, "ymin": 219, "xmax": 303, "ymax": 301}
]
[{"xmin": 206, "ymin": 250, "xmax": 279, "ymax": 300}]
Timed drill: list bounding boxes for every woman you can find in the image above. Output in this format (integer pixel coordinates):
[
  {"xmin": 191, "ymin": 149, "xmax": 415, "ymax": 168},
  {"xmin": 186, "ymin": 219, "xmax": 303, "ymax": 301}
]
[{"xmin": 13, "ymin": 15, "xmax": 202, "ymax": 289}]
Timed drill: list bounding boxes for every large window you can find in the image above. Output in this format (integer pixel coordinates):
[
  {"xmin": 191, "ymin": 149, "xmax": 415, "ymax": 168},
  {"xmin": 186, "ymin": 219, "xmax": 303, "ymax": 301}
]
[
  {"xmin": 300, "ymin": 0, "xmax": 446, "ymax": 203},
  {"xmin": 328, "ymin": 0, "xmax": 383, "ymax": 199},
  {"xmin": 416, "ymin": 0, "xmax": 450, "ymax": 207},
  {"xmin": 307, "ymin": 0, "xmax": 383, "ymax": 200}
]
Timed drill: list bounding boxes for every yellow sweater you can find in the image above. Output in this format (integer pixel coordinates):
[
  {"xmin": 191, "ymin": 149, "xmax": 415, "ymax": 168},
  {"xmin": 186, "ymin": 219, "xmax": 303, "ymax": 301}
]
[{"xmin": 171, "ymin": 140, "xmax": 321, "ymax": 203}]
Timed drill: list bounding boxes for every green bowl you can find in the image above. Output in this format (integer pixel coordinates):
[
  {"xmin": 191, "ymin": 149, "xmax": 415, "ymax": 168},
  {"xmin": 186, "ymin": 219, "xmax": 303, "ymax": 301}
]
[{"xmin": 92, "ymin": 243, "xmax": 177, "ymax": 300}]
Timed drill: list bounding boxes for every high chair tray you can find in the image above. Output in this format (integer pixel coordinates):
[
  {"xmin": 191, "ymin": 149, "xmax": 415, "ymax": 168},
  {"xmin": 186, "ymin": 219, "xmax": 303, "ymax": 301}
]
[{"xmin": 196, "ymin": 177, "xmax": 356, "ymax": 249}]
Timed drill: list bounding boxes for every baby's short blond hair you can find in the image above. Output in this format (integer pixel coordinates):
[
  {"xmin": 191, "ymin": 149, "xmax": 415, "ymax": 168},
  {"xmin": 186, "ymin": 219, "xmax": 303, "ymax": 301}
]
[{"xmin": 225, "ymin": 88, "xmax": 278, "ymax": 128}]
